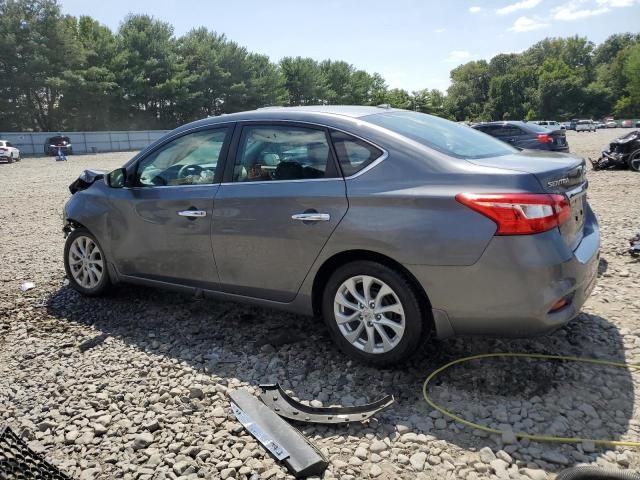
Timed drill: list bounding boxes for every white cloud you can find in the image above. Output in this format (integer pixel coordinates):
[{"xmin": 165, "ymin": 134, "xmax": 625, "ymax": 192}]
[
  {"xmin": 553, "ymin": 4, "xmax": 609, "ymax": 19},
  {"xmin": 445, "ymin": 50, "xmax": 472, "ymax": 62},
  {"xmin": 469, "ymin": 6, "xmax": 482, "ymax": 12},
  {"xmin": 552, "ymin": 0, "xmax": 638, "ymax": 20},
  {"xmin": 434, "ymin": 28, "xmax": 446, "ymax": 33},
  {"xmin": 597, "ymin": 0, "xmax": 638, "ymax": 6},
  {"xmin": 508, "ymin": 15, "xmax": 551, "ymax": 31},
  {"xmin": 496, "ymin": 0, "xmax": 543, "ymax": 15}
]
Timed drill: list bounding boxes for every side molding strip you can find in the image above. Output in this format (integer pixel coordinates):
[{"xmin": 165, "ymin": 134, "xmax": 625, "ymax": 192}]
[{"xmin": 259, "ymin": 383, "xmax": 394, "ymax": 424}]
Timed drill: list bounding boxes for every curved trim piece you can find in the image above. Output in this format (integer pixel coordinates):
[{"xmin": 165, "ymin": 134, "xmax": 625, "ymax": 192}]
[{"xmin": 259, "ymin": 384, "xmax": 394, "ymax": 423}]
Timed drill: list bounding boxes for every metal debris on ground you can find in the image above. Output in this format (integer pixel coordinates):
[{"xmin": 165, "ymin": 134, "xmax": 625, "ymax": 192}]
[
  {"xmin": 19, "ymin": 282, "xmax": 35, "ymax": 292},
  {"xmin": 229, "ymin": 390, "xmax": 328, "ymax": 478},
  {"xmin": 259, "ymin": 383, "xmax": 394, "ymax": 424},
  {"xmin": 591, "ymin": 130, "xmax": 640, "ymax": 171},
  {"xmin": 0, "ymin": 425, "xmax": 72, "ymax": 480},
  {"xmin": 77, "ymin": 333, "xmax": 109, "ymax": 353}
]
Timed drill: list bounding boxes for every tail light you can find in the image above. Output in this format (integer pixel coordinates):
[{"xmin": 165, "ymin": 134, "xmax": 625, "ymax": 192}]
[
  {"xmin": 537, "ymin": 134, "xmax": 553, "ymax": 144},
  {"xmin": 456, "ymin": 193, "xmax": 570, "ymax": 235}
]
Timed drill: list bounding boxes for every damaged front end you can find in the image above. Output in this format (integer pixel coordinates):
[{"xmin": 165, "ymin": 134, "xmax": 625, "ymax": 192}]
[
  {"xmin": 68, "ymin": 169, "xmax": 108, "ymax": 194},
  {"xmin": 591, "ymin": 130, "xmax": 640, "ymax": 171}
]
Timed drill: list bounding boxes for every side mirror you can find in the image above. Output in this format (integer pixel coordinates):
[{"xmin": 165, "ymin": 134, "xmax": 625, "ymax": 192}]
[{"xmin": 105, "ymin": 168, "xmax": 127, "ymax": 188}]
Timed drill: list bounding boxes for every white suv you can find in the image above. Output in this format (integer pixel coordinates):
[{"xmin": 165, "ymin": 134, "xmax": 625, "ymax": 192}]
[
  {"xmin": 576, "ymin": 120, "xmax": 596, "ymax": 132},
  {"xmin": 0, "ymin": 141, "xmax": 20, "ymax": 163}
]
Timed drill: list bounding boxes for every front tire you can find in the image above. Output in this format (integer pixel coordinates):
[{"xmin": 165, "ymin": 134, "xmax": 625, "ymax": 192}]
[
  {"xmin": 321, "ymin": 261, "xmax": 428, "ymax": 366},
  {"xmin": 7, "ymin": 155, "xmax": 13, "ymax": 164},
  {"xmin": 64, "ymin": 228, "xmax": 111, "ymax": 296}
]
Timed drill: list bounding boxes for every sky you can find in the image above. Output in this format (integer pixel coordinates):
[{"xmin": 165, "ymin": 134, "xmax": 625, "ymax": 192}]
[{"xmin": 59, "ymin": 0, "xmax": 640, "ymax": 93}]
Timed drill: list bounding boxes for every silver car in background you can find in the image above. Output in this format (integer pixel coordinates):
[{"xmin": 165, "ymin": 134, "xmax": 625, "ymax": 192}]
[{"xmin": 62, "ymin": 106, "xmax": 600, "ymax": 365}]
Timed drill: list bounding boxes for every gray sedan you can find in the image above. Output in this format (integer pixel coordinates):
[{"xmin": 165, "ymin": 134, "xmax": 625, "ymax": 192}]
[{"xmin": 63, "ymin": 106, "xmax": 600, "ymax": 366}]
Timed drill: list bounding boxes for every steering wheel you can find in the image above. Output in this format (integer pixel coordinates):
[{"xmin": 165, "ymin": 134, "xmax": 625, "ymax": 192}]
[{"xmin": 177, "ymin": 164, "xmax": 203, "ymax": 179}]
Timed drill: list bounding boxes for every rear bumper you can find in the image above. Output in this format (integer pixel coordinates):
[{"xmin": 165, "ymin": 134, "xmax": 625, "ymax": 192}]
[{"xmin": 406, "ymin": 207, "xmax": 600, "ymax": 338}]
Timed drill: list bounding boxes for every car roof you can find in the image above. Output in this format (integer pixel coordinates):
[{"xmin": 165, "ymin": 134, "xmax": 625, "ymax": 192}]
[
  {"xmin": 173, "ymin": 105, "xmax": 403, "ymax": 133},
  {"xmin": 479, "ymin": 121, "xmax": 528, "ymax": 126}
]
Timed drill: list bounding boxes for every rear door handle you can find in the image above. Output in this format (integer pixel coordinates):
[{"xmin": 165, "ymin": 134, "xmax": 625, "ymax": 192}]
[
  {"xmin": 178, "ymin": 210, "xmax": 207, "ymax": 218},
  {"xmin": 291, "ymin": 213, "xmax": 330, "ymax": 222}
]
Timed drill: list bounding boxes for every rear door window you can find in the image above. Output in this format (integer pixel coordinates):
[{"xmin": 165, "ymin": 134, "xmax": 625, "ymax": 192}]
[
  {"xmin": 232, "ymin": 125, "xmax": 338, "ymax": 182},
  {"xmin": 330, "ymin": 131, "xmax": 383, "ymax": 177}
]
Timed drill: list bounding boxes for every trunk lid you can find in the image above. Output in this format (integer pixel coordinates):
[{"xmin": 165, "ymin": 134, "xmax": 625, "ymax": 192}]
[
  {"xmin": 548, "ymin": 129, "xmax": 568, "ymax": 149},
  {"xmin": 467, "ymin": 151, "xmax": 587, "ymax": 250}
]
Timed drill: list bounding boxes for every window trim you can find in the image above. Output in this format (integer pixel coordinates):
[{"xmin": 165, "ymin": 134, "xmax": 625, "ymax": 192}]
[
  {"xmin": 222, "ymin": 121, "xmax": 343, "ymax": 184},
  {"xmin": 129, "ymin": 125, "xmax": 234, "ymax": 189}
]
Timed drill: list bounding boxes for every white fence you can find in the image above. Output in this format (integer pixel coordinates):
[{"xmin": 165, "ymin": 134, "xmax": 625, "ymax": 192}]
[{"xmin": 0, "ymin": 130, "xmax": 170, "ymax": 155}]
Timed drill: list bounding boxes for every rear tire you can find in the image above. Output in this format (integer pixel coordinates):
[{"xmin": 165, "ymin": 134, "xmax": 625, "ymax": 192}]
[
  {"xmin": 629, "ymin": 150, "xmax": 640, "ymax": 172},
  {"xmin": 321, "ymin": 260, "xmax": 428, "ymax": 366},
  {"xmin": 64, "ymin": 228, "xmax": 111, "ymax": 296},
  {"xmin": 7, "ymin": 155, "xmax": 13, "ymax": 164}
]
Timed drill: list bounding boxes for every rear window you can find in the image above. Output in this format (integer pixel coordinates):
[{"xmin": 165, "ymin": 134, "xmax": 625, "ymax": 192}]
[
  {"xmin": 524, "ymin": 123, "xmax": 553, "ymax": 133},
  {"xmin": 363, "ymin": 111, "xmax": 516, "ymax": 159}
]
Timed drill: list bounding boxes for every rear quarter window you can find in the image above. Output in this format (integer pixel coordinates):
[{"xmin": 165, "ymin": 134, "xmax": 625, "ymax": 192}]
[{"xmin": 330, "ymin": 131, "xmax": 383, "ymax": 177}]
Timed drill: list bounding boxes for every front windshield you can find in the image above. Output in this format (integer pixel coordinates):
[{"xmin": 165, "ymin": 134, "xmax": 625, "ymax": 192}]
[{"xmin": 364, "ymin": 110, "xmax": 517, "ymax": 159}]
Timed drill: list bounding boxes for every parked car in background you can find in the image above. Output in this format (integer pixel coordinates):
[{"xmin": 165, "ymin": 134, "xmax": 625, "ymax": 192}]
[
  {"xmin": 596, "ymin": 122, "xmax": 607, "ymax": 129},
  {"xmin": 63, "ymin": 106, "xmax": 599, "ymax": 365},
  {"xmin": 636, "ymin": 121, "xmax": 640, "ymax": 128},
  {"xmin": 621, "ymin": 120, "xmax": 633, "ymax": 128},
  {"xmin": 606, "ymin": 121, "xmax": 618, "ymax": 128},
  {"xmin": 44, "ymin": 135, "xmax": 73, "ymax": 156},
  {"xmin": 532, "ymin": 120, "xmax": 560, "ymax": 128},
  {"xmin": 576, "ymin": 120, "xmax": 596, "ymax": 132},
  {"xmin": 472, "ymin": 121, "xmax": 569, "ymax": 152},
  {"xmin": 0, "ymin": 140, "xmax": 21, "ymax": 163}
]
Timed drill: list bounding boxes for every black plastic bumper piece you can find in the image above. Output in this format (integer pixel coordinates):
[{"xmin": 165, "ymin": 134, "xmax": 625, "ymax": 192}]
[
  {"xmin": 228, "ymin": 390, "xmax": 328, "ymax": 478},
  {"xmin": 259, "ymin": 383, "xmax": 394, "ymax": 424}
]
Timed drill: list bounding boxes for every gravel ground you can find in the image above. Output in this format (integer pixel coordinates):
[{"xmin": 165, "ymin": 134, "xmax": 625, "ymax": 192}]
[{"xmin": 1, "ymin": 128, "xmax": 639, "ymax": 480}]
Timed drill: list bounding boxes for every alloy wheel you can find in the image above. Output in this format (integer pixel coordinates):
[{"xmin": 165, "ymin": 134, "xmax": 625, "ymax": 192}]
[
  {"xmin": 68, "ymin": 236, "xmax": 104, "ymax": 289},
  {"xmin": 333, "ymin": 275, "xmax": 406, "ymax": 354}
]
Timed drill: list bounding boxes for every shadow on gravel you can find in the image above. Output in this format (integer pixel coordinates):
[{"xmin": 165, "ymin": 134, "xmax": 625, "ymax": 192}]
[{"xmin": 45, "ymin": 283, "xmax": 635, "ymax": 473}]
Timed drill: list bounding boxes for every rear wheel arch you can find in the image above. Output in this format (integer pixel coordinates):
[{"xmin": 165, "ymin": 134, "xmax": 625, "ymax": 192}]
[{"xmin": 311, "ymin": 249, "xmax": 433, "ymax": 326}]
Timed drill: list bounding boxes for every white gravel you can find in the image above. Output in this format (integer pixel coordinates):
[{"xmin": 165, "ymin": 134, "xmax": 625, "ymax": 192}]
[{"xmin": 1, "ymin": 129, "xmax": 639, "ymax": 480}]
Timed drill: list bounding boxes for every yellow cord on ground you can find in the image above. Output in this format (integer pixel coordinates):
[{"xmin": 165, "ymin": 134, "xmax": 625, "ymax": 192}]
[{"xmin": 422, "ymin": 352, "xmax": 640, "ymax": 447}]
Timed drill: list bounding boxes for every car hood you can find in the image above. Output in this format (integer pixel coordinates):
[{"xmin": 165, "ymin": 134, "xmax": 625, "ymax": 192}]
[{"xmin": 466, "ymin": 150, "xmax": 585, "ymax": 194}]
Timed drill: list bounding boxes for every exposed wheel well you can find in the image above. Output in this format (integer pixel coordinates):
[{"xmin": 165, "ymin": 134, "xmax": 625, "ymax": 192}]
[{"xmin": 311, "ymin": 249, "xmax": 433, "ymax": 326}]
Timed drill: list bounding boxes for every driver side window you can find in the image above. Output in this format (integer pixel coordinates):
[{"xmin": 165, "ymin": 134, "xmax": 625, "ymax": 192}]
[{"xmin": 137, "ymin": 128, "xmax": 229, "ymax": 187}]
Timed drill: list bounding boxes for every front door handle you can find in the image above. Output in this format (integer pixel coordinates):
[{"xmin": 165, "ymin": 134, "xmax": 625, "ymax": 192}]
[
  {"xmin": 291, "ymin": 213, "xmax": 330, "ymax": 222},
  {"xmin": 178, "ymin": 210, "xmax": 207, "ymax": 218}
]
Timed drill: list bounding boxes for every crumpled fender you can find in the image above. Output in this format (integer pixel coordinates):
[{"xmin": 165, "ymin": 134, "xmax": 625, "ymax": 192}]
[{"xmin": 69, "ymin": 169, "xmax": 108, "ymax": 194}]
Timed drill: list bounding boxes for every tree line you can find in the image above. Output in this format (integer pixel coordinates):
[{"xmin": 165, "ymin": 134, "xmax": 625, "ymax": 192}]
[{"xmin": 0, "ymin": 0, "xmax": 638, "ymax": 132}]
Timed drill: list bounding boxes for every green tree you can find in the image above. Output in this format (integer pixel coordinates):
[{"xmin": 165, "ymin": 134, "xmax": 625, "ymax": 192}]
[
  {"xmin": 446, "ymin": 60, "xmax": 490, "ymax": 121},
  {"xmin": 0, "ymin": 0, "xmax": 85, "ymax": 131},
  {"xmin": 279, "ymin": 57, "xmax": 327, "ymax": 105},
  {"xmin": 114, "ymin": 14, "xmax": 179, "ymax": 128},
  {"xmin": 614, "ymin": 44, "xmax": 640, "ymax": 117}
]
